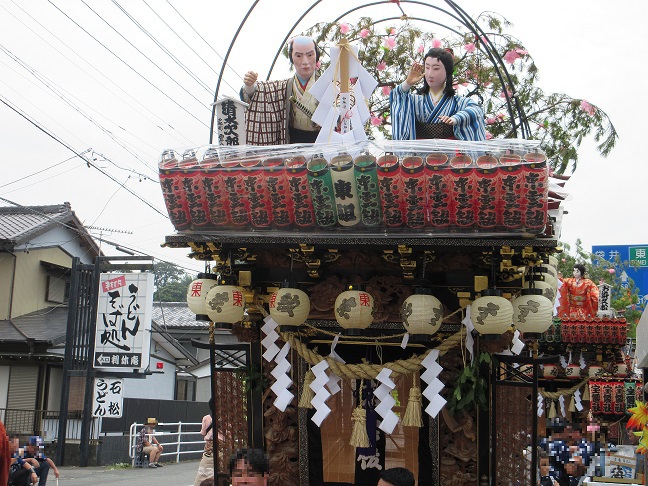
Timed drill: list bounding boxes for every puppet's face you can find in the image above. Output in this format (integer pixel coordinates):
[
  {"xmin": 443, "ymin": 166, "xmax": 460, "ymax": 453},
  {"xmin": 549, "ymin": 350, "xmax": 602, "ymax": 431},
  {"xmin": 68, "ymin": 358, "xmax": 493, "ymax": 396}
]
[
  {"xmin": 291, "ymin": 40, "xmax": 317, "ymax": 80},
  {"xmin": 573, "ymin": 268, "xmax": 582, "ymax": 279},
  {"xmin": 424, "ymin": 57, "xmax": 446, "ymax": 93}
]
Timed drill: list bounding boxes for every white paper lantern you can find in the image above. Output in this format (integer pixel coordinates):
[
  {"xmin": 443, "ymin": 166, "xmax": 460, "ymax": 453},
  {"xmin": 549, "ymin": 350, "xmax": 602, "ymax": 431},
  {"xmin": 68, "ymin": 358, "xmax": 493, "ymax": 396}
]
[
  {"xmin": 401, "ymin": 293, "xmax": 443, "ymax": 335},
  {"xmin": 269, "ymin": 288, "xmax": 310, "ymax": 326},
  {"xmin": 524, "ymin": 277, "xmax": 557, "ymax": 303},
  {"xmin": 205, "ymin": 283, "xmax": 246, "ymax": 324},
  {"xmin": 511, "ymin": 289, "xmax": 554, "ymax": 335},
  {"xmin": 334, "ymin": 286, "xmax": 374, "ymax": 330},
  {"xmin": 547, "ymin": 255, "xmax": 559, "ymax": 271},
  {"xmin": 186, "ymin": 274, "xmax": 219, "ymax": 315},
  {"xmin": 538, "ymin": 264, "xmax": 558, "ymax": 280},
  {"xmin": 470, "ymin": 290, "xmax": 513, "ymax": 335}
]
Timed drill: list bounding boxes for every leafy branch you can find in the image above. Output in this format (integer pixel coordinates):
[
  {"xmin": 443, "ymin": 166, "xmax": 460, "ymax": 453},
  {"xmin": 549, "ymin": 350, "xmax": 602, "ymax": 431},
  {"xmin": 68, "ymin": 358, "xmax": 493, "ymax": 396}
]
[{"xmin": 447, "ymin": 352, "xmax": 491, "ymax": 415}]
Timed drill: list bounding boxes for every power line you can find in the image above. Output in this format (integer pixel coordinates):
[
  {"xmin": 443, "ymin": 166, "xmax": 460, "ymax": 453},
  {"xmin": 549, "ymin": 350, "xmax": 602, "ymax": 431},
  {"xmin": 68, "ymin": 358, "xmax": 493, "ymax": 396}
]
[
  {"xmin": 4, "ymin": 0, "xmax": 195, "ymax": 147},
  {"xmin": 0, "ymin": 44, "xmax": 159, "ymax": 177},
  {"xmin": 46, "ymin": 0, "xmax": 210, "ymax": 128},
  {"xmin": 0, "ymin": 154, "xmax": 80, "ymax": 189},
  {"xmin": 109, "ymin": 0, "xmax": 212, "ymax": 94},
  {"xmin": 81, "ymin": 0, "xmax": 212, "ymax": 107},
  {"xmin": 165, "ymin": 0, "xmax": 245, "ymax": 84},
  {"xmin": 0, "ymin": 94, "xmax": 169, "ymax": 218}
]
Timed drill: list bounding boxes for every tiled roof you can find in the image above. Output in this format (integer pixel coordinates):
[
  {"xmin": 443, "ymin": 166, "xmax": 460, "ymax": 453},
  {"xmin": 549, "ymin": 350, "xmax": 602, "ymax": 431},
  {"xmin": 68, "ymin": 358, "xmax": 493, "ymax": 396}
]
[
  {"xmin": 0, "ymin": 306, "xmax": 68, "ymax": 344},
  {"xmin": 0, "ymin": 203, "xmax": 72, "ymax": 244},
  {"xmin": 152, "ymin": 302, "xmax": 208, "ymax": 329}
]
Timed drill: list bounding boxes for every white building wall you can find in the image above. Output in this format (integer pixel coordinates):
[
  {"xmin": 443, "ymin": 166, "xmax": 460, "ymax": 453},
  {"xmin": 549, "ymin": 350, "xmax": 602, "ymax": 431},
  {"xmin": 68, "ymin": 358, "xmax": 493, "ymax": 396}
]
[{"xmin": 122, "ymin": 346, "xmax": 177, "ymax": 400}]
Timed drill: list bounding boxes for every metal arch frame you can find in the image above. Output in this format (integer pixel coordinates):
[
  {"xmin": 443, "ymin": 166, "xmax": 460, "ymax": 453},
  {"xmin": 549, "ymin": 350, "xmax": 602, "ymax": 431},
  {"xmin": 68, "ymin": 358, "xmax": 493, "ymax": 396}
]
[{"xmin": 209, "ymin": 0, "xmax": 530, "ymax": 142}]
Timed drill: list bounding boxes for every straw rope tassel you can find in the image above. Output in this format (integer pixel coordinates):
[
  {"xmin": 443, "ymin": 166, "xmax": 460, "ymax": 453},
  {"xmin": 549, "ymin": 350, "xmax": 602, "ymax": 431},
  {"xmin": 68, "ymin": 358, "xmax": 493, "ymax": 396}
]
[
  {"xmin": 402, "ymin": 385, "xmax": 423, "ymax": 427},
  {"xmin": 349, "ymin": 406, "xmax": 370, "ymax": 448},
  {"xmin": 548, "ymin": 400, "xmax": 557, "ymax": 419},
  {"xmin": 569, "ymin": 395, "xmax": 576, "ymax": 413},
  {"xmin": 299, "ymin": 369, "xmax": 315, "ymax": 408},
  {"xmin": 582, "ymin": 383, "xmax": 590, "ymax": 402}
]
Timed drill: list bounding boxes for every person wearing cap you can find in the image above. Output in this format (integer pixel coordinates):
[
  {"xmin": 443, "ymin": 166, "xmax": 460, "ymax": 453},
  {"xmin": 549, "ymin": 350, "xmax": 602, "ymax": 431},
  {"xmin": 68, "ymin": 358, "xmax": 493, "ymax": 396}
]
[
  {"xmin": 390, "ymin": 47, "xmax": 486, "ymax": 141},
  {"xmin": 240, "ymin": 36, "xmax": 321, "ymax": 145},
  {"xmin": 136, "ymin": 418, "xmax": 164, "ymax": 468},
  {"xmin": 24, "ymin": 436, "xmax": 59, "ymax": 485}
]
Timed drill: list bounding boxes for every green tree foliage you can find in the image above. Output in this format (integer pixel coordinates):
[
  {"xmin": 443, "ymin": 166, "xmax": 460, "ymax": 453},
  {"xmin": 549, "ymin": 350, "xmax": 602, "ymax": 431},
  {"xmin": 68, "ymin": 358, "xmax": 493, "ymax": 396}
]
[
  {"xmin": 299, "ymin": 13, "xmax": 617, "ymax": 174},
  {"xmin": 558, "ymin": 239, "xmax": 642, "ymax": 336},
  {"xmin": 153, "ymin": 261, "xmax": 193, "ymax": 302}
]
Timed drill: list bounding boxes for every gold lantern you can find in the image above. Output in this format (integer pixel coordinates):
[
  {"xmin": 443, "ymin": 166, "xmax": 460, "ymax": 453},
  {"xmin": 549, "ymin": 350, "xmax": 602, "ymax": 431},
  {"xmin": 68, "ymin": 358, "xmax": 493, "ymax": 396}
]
[
  {"xmin": 269, "ymin": 280, "xmax": 310, "ymax": 329},
  {"xmin": 186, "ymin": 273, "xmax": 219, "ymax": 317},
  {"xmin": 204, "ymin": 279, "xmax": 246, "ymax": 327},
  {"xmin": 401, "ymin": 290, "xmax": 443, "ymax": 337},
  {"xmin": 470, "ymin": 289, "xmax": 513, "ymax": 335},
  {"xmin": 334, "ymin": 284, "xmax": 374, "ymax": 334},
  {"xmin": 511, "ymin": 288, "xmax": 554, "ymax": 338}
]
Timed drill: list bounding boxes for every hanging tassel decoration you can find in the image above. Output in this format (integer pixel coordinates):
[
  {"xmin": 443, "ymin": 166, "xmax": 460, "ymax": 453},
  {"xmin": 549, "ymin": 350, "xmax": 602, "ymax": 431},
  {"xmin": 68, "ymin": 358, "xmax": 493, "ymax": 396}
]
[
  {"xmin": 402, "ymin": 386, "xmax": 423, "ymax": 427},
  {"xmin": 548, "ymin": 400, "xmax": 557, "ymax": 419},
  {"xmin": 299, "ymin": 370, "xmax": 315, "ymax": 408},
  {"xmin": 569, "ymin": 395, "xmax": 576, "ymax": 413},
  {"xmin": 349, "ymin": 406, "xmax": 370, "ymax": 448},
  {"xmin": 582, "ymin": 383, "xmax": 590, "ymax": 402}
]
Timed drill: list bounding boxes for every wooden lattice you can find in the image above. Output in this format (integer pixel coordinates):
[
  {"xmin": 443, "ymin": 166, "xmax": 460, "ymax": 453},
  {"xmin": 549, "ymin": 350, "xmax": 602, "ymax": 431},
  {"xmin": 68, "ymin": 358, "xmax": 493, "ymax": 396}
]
[
  {"xmin": 215, "ymin": 371, "xmax": 248, "ymax": 471},
  {"xmin": 495, "ymin": 385, "xmax": 532, "ymax": 485}
]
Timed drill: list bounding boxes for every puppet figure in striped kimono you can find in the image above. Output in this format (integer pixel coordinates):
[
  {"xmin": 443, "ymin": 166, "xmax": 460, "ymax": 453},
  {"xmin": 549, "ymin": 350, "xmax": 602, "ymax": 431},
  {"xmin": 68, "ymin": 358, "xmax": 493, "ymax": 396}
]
[
  {"xmin": 390, "ymin": 48, "xmax": 486, "ymax": 141},
  {"xmin": 240, "ymin": 36, "xmax": 321, "ymax": 145}
]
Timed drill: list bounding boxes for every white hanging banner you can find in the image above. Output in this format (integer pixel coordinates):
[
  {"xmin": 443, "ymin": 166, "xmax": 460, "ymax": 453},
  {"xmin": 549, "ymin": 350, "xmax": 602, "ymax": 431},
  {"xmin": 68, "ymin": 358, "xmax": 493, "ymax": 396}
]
[
  {"xmin": 261, "ymin": 316, "xmax": 280, "ymax": 362},
  {"xmin": 271, "ymin": 342, "xmax": 294, "ymax": 412},
  {"xmin": 374, "ymin": 367, "xmax": 399, "ymax": 434},
  {"xmin": 310, "ymin": 360, "xmax": 332, "ymax": 426},
  {"xmin": 462, "ymin": 306, "xmax": 475, "ymax": 365}
]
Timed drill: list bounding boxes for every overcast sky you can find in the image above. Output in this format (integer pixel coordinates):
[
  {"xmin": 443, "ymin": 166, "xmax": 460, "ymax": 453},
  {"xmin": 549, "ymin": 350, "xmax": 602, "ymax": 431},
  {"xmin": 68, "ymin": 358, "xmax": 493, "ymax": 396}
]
[{"xmin": 1, "ymin": 0, "xmax": 645, "ymax": 274}]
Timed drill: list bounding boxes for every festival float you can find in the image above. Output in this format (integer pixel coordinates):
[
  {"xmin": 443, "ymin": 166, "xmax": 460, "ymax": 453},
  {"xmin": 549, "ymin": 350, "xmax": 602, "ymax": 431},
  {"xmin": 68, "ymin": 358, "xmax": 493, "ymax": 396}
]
[{"xmin": 158, "ymin": 2, "xmax": 636, "ymax": 485}]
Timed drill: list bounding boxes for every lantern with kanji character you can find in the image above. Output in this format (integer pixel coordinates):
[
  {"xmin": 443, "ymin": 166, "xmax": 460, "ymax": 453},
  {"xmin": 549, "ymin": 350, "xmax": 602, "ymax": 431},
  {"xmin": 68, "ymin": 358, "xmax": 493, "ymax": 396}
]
[
  {"xmin": 401, "ymin": 289, "xmax": 443, "ymax": 337},
  {"xmin": 204, "ymin": 280, "xmax": 246, "ymax": 325},
  {"xmin": 511, "ymin": 288, "xmax": 554, "ymax": 339},
  {"xmin": 334, "ymin": 284, "xmax": 374, "ymax": 333},
  {"xmin": 470, "ymin": 289, "xmax": 513, "ymax": 335},
  {"xmin": 269, "ymin": 276, "xmax": 310, "ymax": 329},
  {"xmin": 186, "ymin": 273, "xmax": 219, "ymax": 316}
]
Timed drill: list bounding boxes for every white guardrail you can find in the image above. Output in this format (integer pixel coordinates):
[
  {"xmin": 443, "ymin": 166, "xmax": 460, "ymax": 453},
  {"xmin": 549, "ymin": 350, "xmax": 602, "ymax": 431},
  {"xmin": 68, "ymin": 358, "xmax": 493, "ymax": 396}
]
[{"xmin": 129, "ymin": 421, "xmax": 205, "ymax": 465}]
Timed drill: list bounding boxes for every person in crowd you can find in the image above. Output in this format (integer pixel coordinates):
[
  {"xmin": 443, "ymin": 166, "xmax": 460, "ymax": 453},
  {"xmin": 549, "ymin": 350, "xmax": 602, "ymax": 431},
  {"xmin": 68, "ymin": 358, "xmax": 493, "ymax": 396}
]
[
  {"xmin": 7, "ymin": 436, "xmax": 38, "ymax": 486},
  {"xmin": 229, "ymin": 448, "xmax": 269, "ymax": 486},
  {"xmin": 241, "ymin": 36, "xmax": 321, "ymax": 145},
  {"xmin": 1, "ymin": 421, "xmax": 10, "ymax": 486},
  {"xmin": 136, "ymin": 417, "xmax": 164, "ymax": 468},
  {"xmin": 377, "ymin": 467, "xmax": 415, "ymax": 486},
  {"xmin": 194, "ymin": 398, "xmax": 217, "ymax": 486},
  {"xmin": 24, "ymin": 436, "xmax": 59, "ymax": 485},
  {"xmin": 390, "ymin": 47, "xmax": 486, "ymax": 141},
  {"xmin": 557, "ymin": 264, "xmax": 600, "ymax": 318}
]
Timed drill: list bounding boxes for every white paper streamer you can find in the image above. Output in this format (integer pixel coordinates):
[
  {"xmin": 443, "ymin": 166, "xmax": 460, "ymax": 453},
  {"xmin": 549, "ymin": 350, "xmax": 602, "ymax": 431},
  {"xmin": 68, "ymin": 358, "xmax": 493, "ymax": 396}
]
[
  {"xmin": 537, "ymin": 393, "xmax": 544, "ymax": 417},
  {"xmin": 310, "ymin": 360, "xmax": 332, "ymax": 426},
  {"xmin": 374, "ymin": 367, "xmax": 399, "ymax": 434},
  {"xmin": 420, "ymin": 349, "xmax": 446, "ymax": 418},
  {"xmin": 574, "ymin": 389, "xmax": 583, "ymax": 412},
  {"xmin": 510, "ymin": 330, "xmax": 525, "ymax": 355},
  {"xmin": 559, "ymin": 395, "xmax": 566, "ymax": 417},
  {"xmin": 271, "ymin": 342, "xmax": 294, "ymax": 412},
  {"xmin": 560, "ymin": 355, "xmax": 568, "ymax": 369},
  {"xmin": 261, "ymin": 316, "xmax": 280, "ymax": 362},
  {"xmin": 462, "ymin": 306, "xmax": 475, "ymax": 365},
  {"xmin": 579, "ymin": 352, "xmax": 586, "ymax": 369}
]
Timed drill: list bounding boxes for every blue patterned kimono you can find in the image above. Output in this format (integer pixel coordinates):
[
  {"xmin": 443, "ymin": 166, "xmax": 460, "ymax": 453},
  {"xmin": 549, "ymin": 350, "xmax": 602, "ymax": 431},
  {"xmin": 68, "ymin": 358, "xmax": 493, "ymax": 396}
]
[{"xmin": 390, "ymin": 83, "xmax": 486, "ymax": 141}]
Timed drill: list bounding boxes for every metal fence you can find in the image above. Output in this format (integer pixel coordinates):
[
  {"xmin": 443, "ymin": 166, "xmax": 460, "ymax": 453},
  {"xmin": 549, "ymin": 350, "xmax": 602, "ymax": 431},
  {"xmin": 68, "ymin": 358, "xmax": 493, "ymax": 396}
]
[
  {"xmin": 0, "ymin": 408, "xmax": 100, "ymax": 442},
  {"xmin": 128, "ymin": 421, "xmax": 204, "ymax": 466}
]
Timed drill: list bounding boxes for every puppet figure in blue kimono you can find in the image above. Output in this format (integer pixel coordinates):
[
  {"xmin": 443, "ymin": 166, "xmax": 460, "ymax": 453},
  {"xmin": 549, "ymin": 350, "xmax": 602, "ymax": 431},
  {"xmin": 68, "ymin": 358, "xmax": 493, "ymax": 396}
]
[{"xmin": 390, "ymin": 48, "xmax": 486, "ymax": 141}]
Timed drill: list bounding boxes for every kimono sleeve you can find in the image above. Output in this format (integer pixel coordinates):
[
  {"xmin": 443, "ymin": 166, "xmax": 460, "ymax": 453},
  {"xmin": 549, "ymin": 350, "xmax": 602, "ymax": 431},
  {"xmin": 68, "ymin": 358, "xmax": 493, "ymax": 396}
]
[
  {"xmin": 389, "ymin": 83, "xmax": 417, "ymax": 140},
  {"xmin": 451, "ymin": 96, "xmax": 486, "ymax": 141}
]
